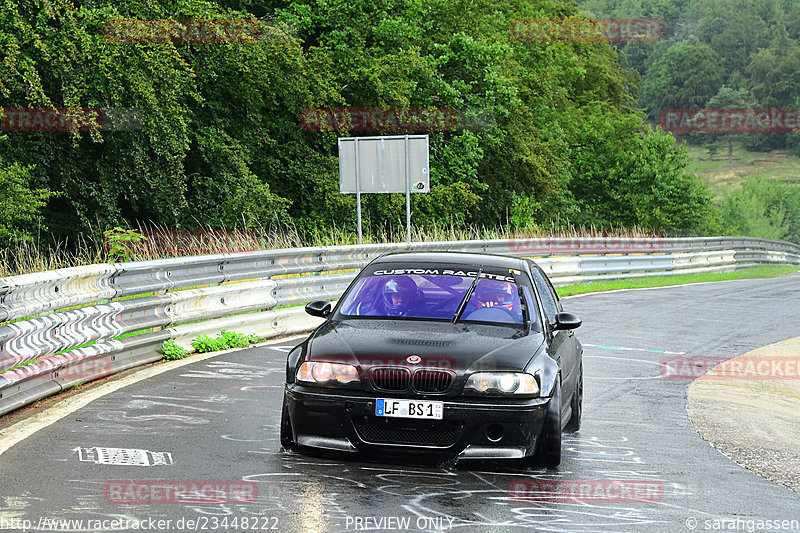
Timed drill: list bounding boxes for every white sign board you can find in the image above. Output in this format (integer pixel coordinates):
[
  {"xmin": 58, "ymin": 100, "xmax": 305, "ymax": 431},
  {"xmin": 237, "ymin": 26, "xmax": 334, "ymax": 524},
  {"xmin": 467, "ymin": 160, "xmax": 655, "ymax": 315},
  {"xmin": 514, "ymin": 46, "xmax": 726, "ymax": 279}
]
[{"xmin": 338, "ymin": 135, "xmax": 429, "ymax": 194}]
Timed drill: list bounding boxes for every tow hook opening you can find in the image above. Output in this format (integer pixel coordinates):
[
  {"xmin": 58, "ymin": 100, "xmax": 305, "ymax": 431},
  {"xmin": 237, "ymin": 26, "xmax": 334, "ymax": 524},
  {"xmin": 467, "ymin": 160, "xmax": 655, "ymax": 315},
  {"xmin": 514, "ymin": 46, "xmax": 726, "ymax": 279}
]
[{"xmin": 486, "ymin": 424, "xmax": 503, "ymax": 442}]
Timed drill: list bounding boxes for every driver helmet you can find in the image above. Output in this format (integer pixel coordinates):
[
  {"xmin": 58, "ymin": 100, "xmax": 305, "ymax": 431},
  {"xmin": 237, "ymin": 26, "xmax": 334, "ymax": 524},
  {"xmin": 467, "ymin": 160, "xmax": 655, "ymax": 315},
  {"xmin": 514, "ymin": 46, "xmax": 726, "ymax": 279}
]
[
  {"xmin": 381, "ymin": 276, "xmax": 418, "ymax": 316},
  {"xmin": 474, "ymin": 280, "xmax": 515, "ymax": 309}
]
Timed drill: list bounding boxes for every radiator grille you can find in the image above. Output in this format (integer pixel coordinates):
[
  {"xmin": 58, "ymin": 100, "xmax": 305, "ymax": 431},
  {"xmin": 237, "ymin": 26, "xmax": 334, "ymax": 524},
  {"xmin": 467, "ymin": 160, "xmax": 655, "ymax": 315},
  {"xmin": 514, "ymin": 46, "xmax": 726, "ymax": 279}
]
[
  {"xmin": 371, "ymin": 367, "xmax": 410, "ymax": 391},
  {"xmin": 412, "ymin": 370, "xmax": 453, "ymax": 393}
]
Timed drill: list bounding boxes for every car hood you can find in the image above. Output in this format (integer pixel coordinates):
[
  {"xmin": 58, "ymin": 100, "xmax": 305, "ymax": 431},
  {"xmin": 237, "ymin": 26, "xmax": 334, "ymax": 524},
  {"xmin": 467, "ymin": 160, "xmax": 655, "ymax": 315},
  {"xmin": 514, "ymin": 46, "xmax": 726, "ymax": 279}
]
[{"xmin": 305, "ymin": 319, "xmax": 545, "ymax": 373}]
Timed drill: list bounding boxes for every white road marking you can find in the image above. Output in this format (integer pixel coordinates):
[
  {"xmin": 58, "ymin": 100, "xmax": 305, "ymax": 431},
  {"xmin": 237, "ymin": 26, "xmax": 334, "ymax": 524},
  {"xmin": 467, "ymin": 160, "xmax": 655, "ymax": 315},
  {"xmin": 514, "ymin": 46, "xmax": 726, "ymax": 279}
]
[
  {"xmin": 582, "ymin": 343, "xmax": 685, "ymax": 355},
  {"xmin": 271, "ymin": 346, "xmax": 295, "ymax": 352},
  {"xmin": 75, "ymin": 446, "xmax": 173, "ymax": 466},
  {"xmin": 582, "ymin": 355, "xmax": 666, "ymax": 380}
]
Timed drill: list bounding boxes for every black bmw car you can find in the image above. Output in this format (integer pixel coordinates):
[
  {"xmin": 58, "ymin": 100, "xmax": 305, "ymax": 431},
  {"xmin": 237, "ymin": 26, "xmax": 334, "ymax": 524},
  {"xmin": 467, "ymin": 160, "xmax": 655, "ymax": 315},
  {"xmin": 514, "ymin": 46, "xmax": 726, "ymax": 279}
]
[{"xmin": 280, "ymin": 251, "xmax": 583, "ymax": 467}]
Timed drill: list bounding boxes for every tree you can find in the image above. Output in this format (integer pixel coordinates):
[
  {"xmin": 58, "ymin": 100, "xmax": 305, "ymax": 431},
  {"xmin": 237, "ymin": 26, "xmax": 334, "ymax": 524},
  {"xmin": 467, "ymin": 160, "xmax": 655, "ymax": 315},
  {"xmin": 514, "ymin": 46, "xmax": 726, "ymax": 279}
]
[
  {"xmin": 698, "ymin": 0, "xmax": 770, "ymax": 75},
  {"xmin": 641, "ymin": 38, "xmax": 725, "ymax": 119},
  {"xmin": 746, "ymin": 46, "xmax": 800, "ymax": 108},
  {"xmin": 691, "ymin": 86, "xmax": 756, "ymax": 171},
  {"xmin": 1, "ymin": 0, "xmax": 715, "ymax": 246},
  {"xmin": 566, "ymin": 104, "xmax": 712, "ymax": 232},
  {"xmin": 0, "ymin": 154, "xmax": 56, "ymax": 246},
  {"xmin": 717, "ymin": 176, "xmax": 800, "ymax": 244}
]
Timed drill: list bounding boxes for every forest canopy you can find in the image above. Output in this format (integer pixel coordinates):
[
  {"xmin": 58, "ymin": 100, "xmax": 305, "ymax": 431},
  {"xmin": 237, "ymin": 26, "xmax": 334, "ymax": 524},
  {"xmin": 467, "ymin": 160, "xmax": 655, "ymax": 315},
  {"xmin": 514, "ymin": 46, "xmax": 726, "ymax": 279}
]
[
  {"xmin": 1, "ymin": 0, "xmax": 720, "ymax": 247},
  {"xmin": 580, "ymin": 0, "xmax": 800, "ymax": 153}
]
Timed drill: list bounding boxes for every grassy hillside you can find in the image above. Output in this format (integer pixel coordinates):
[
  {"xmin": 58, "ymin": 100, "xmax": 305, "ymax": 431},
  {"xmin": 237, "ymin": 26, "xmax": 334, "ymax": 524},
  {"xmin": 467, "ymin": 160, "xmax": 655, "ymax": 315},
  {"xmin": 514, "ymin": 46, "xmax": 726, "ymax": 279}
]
[{"xmin": 685, "ymin": 144, "xmax": 800, "ymax": 197}]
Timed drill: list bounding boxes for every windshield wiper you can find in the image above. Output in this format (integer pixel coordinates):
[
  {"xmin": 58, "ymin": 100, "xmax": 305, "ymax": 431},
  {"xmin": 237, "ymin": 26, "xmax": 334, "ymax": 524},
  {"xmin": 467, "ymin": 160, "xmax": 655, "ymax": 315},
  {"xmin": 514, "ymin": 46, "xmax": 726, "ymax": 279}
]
[{"xmin": 451, "ymin": 269, "xmax": 482, "ymax": 323}]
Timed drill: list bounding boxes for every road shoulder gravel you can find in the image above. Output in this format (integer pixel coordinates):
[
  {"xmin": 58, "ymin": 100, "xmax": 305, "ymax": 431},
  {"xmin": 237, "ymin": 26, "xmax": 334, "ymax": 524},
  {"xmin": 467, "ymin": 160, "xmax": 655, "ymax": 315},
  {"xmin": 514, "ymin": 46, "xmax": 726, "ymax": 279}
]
[{"xmin": 688, "ymin": 336, "xmax": 800, "ymax": 492}]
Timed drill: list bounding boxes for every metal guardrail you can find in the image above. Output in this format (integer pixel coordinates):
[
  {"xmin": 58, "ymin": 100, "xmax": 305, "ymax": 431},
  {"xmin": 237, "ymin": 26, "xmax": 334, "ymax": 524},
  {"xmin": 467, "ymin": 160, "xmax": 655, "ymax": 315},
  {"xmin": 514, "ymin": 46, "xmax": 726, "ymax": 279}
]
[{"xmin": 1, "ymin": 236, "xmax": 798, "ymax": 416}]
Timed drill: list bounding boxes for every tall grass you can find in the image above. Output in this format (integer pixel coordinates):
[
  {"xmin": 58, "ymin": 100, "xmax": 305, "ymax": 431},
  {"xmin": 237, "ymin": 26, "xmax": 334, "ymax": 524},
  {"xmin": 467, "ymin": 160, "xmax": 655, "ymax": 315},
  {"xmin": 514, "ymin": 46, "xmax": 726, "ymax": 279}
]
[
  {"xmin": 1, "ymin": 221, "xmax": 663, "ymax": 277},
  {"xmin": 1, "ymin": 235, "xmax": 105, "ymax": 277}
]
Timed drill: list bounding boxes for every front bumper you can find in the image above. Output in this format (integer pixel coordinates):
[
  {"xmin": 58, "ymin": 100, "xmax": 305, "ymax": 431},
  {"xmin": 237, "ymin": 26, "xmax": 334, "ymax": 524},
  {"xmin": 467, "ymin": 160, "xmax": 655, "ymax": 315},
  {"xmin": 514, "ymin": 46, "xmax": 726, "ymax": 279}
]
[{"xmin": 283, "ymin": 385, "xmax": 551, "ymax": 459}]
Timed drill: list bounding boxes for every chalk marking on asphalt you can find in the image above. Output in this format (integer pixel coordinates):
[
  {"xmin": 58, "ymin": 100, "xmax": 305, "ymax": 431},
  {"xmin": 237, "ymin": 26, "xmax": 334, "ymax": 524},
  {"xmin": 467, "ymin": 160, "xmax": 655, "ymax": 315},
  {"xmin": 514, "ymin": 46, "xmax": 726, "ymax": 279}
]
[
  {"xmin": 582, "ymin": 355, "xmax": 665, "ymax": 380},
  {"xmin": 246, "ymin": 449, "xmax": 284, "ymax": 455},
  {"xmin": 584, "ymin": 354, "xmax": 663, "ymax": 365},
  {"xmin": 220, "ymin": 435, "xmax": 268, "ymax": 442},
  {"xmin": 0, "ymin": 334, "xmax": 308, "ymax": 458},
  {"xmin": 583, "ymin": 343, "xmax": 685, "ymax": 355},
  {"xmin": 360, "ymin": 466, "xmax": 458, "ymax": 476},
  {"xmin": 562, "ymin": 453, "xmax": 615, "ymax": 457}
]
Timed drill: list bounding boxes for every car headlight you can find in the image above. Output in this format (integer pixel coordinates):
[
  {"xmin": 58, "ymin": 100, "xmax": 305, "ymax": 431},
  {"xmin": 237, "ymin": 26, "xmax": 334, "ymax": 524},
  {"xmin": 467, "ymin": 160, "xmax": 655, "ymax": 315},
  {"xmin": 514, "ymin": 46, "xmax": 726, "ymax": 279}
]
[
  {"xmin": 297, "ymin": 362, "xmax": 359, "ymax": 384},
  {"xmin": 464, "ymin": 372, "xmax": 539, "ymax": 395}
]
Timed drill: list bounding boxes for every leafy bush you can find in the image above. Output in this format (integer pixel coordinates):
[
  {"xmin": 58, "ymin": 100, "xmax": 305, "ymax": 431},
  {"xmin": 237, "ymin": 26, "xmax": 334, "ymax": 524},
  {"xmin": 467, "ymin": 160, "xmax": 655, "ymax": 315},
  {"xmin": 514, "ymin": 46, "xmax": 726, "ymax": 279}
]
[
  {"xmin": 104, "ymin": 228, "xmax": 148, "ymax": 262},
  {"xmin": 0, "ymin": 157, "xmax": 56, "ymax": 247},
  {"xmin": 191, "ymin": 334, "xmax": 219, "ymax": 354},
  {"xmin": 717, "ymin": 176, "xmax": 800, "ymax": 244},
  {"xmin": 161, "ymin": 339, "xmax": 189, "ymax": 360},
  {"xmin": 191, "ymin": 331, "xmax": 259, "ymax": 353}
]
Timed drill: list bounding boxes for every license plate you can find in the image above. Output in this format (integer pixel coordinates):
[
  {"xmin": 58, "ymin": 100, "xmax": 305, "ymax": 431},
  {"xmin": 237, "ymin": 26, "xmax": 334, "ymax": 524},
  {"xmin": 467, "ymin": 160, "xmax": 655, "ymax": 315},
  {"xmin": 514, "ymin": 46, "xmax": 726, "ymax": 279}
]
[{"xmin": 376, "ymin": 399, "xmax": 443, "ymax": 420}]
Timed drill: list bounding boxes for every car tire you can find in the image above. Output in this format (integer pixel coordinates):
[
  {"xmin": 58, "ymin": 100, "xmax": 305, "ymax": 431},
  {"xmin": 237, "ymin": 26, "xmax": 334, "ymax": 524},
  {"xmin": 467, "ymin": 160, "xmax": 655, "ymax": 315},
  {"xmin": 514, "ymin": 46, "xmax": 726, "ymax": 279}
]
[
  {"xmin": 565, "ymin": 364, "xmax": 582, "ymax": 432},
  {"xmin": 280, "ymin": 395, "xmax": 295, "ymax": 451},
  {"xmin": 535, "ymin": 379, "xmax": 562, "ymax": 468}
]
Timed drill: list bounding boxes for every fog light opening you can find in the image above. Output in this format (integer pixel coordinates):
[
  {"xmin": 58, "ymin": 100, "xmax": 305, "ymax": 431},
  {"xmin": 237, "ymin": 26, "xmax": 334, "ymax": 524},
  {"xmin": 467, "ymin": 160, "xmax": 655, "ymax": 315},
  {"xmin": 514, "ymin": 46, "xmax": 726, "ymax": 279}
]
[{"xmin": 486, "ymin": 424, "xmax": 503, "ymax": 442}]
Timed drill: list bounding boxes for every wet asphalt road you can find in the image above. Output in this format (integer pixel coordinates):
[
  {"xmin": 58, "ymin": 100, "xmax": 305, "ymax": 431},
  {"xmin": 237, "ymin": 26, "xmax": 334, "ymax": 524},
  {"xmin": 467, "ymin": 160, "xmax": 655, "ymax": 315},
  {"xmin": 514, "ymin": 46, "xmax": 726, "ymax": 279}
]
[{"xmin": 0, "ymin": 274, "xmax": 799, "ymax": 532}]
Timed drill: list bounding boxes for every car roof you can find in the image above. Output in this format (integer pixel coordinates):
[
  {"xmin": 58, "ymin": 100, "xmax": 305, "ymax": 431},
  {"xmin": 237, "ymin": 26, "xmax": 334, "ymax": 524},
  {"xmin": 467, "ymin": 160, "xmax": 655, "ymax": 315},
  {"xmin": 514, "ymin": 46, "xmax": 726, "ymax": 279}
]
[{"xmin": 373, "ymin": 251, "xmax": 530, "ymax": 270}]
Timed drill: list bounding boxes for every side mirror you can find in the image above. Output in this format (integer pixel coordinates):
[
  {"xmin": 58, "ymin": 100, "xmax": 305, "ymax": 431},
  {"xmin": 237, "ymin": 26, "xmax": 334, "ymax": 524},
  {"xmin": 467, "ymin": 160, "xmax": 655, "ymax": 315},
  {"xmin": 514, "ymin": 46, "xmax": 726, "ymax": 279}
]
[
  {"xmin": 553, "ymin": 312, "xmax": 581, "ymax": 330},
  {"xmin": 305, "ymin": 300, "xmax": 332, "ymax": 318}
]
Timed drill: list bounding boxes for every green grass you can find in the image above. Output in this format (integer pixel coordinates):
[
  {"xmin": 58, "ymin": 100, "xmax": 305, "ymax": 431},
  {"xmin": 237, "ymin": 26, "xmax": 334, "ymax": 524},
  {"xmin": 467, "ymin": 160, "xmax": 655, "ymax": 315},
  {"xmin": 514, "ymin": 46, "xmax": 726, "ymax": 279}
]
[
  {"xmin": 114, "ymin": 328, "xmax": 153, "ymax": 340},
  {"xmin": 685, "ymin": 143, "xmax": 800, "ymax": 198},
  {"xmin": 557, "ymin": 265, "xmax": 800, "ymax": 297},
  {"xmin": 0, "ymin": 358, "xmax": 39, "ymax": 375}
]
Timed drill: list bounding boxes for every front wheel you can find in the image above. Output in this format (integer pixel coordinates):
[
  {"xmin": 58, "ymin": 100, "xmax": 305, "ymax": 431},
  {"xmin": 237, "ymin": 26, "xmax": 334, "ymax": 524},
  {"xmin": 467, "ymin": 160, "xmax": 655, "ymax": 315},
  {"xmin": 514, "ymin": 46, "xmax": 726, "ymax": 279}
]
[
  {"xmin": 565, "ymin": 364, "xmax": 582, "ymax": 432},
  {"xmin": 535, "ymin": 379, "xmax": 562, "ymax": 468}
]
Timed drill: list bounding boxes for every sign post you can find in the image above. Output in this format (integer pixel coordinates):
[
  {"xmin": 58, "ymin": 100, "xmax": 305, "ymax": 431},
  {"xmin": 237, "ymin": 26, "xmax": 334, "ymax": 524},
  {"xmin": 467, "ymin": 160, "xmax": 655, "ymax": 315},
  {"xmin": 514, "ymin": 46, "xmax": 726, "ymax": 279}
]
[
  {"xmin": 354, "ymin": 137, "xmax": 363, "ymax": 244},
  {"xmin": 338, "ymin": 135, "xmax": 429, "ymax": 244},
  {"xmin": 404, "ymin": 134, "xmax": 411, "ymax": 243}
]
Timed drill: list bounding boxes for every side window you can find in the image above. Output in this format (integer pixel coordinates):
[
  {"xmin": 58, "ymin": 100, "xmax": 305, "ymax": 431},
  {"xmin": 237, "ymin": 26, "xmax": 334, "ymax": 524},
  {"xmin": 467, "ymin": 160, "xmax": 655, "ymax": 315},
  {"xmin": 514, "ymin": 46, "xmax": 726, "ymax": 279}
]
[
  {"xmin": 521, "ymin": 286, "xmax": 541, "ymax": 331},
  {"xmin": 543, "ymin": 271, "xmax": 563, "ymax": 312},
  {"xmin": 531, "ymin": 268, "xmax": 557, "ymax": 325}
]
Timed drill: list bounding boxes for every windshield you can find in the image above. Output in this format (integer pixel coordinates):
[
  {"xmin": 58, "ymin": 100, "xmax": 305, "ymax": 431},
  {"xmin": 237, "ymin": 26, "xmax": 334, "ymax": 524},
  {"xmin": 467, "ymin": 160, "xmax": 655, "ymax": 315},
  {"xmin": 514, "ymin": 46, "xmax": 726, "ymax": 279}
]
[{"xmin": 337, "ymin": 270, "xmax": 531, "ymax": 326}]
